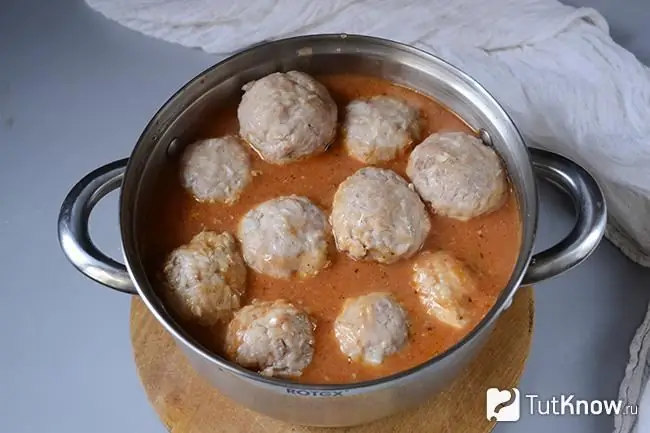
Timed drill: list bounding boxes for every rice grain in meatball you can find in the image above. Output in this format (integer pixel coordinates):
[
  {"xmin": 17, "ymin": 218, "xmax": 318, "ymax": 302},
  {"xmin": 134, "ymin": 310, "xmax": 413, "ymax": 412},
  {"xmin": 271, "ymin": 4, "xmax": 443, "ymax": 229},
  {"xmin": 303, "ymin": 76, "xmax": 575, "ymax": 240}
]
[
  {"xmin": 238, "ymin": 195, "xmax": 331, "ymax": 279},
  {"xmin": 225, "ymin": 299, "xmax": 315, "ymax": 377},
  {"xmin": 406, "ymin": 132, "xmax": 507, "ymax": 220},
  {"xmin": 162, "ymin": 231, "xmax": 246, "ymax": 326},
  {"xmin": 334, "ymin": 292, "xmax": 409, "ymax": 365},
  {"xmin": 179, "ymin": 135, "xmax": 252, "ymax": 204},
  {"xmin": 343, "ymin": 96, "xmax": 420, "ymax": 164},
  {"xmin": 237, "ymin": 71, "xmax": 338, "ymax": 164},
  {"xmin": 330, "ymin": 167, "xmax": 431, "ymax": 264},
  {"xmin": 412, "ymin": 250, "xmax": 479, "ymax": 329}
]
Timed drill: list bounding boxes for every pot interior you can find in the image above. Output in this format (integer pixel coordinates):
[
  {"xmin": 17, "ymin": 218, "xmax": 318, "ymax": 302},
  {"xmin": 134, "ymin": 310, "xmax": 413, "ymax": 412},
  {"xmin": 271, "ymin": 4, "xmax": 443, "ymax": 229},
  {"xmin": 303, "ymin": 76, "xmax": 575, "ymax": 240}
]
[{"xmin": 120, "ymin": 34, "xmax": 536, "ymax": 388}]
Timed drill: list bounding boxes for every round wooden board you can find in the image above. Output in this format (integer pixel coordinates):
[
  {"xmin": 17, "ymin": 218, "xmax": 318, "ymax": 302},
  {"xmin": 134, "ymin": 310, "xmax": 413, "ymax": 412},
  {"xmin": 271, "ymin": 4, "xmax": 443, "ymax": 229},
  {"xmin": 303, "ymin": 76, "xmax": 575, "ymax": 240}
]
[{"xmin": 130, "ymin": 286, "xmax": 534, "ymax": 433}]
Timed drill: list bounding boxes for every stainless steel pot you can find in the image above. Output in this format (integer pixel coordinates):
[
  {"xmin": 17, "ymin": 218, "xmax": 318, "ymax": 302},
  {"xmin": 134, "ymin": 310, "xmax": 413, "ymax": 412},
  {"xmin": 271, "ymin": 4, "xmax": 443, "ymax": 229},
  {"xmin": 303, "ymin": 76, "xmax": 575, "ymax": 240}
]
[{"xmin": 57, "ymin": 34, "xmax": 607, "ymax": 427}]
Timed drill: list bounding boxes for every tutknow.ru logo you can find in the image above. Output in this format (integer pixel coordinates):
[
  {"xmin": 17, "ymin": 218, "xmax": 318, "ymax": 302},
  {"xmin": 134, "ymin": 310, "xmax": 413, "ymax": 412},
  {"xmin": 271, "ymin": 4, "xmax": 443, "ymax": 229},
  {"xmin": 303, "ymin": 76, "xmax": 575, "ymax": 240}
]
[{"xmin": 486, "ymin": 388, "xmax": 638, "ymax": 422}]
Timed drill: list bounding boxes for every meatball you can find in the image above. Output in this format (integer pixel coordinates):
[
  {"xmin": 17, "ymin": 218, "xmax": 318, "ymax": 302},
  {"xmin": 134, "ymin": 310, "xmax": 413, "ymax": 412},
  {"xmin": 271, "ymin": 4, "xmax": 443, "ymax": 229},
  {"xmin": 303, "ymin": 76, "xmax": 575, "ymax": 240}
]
[
  {"xmin": 162, "ymin": 231, "xmax": 246, "ymax": 326},
  {"xmin": 330, "ymin": 167, "xmax": 431, "ymax": 264},
  {"xmin": 237, "ymin": 71, "xmax": 338, "ymax": 164},
  {"xmin": 179, "ymin": 135, "xmax": 252, "ymax": 204},
  {"xmin": 238, "ymin": 195, "xmax": 331, "ymax": 279},
  {"xmin": 343, "ymin": 96, "xmax": 420, "ymax": 164},
  {"xmin": 412, "ymin": 250, "xmax": 479, "ymax": 329},
  {"xmin": 225, "ymin": 299, "xmax": 315, "ymax": 377},
  {"xmin": 406, "ymin": 132, "xmax": 507, "ymax": 221},
  {"xmin": 334, "ymin": 292, "xmax": 409, "ymax": 365}
]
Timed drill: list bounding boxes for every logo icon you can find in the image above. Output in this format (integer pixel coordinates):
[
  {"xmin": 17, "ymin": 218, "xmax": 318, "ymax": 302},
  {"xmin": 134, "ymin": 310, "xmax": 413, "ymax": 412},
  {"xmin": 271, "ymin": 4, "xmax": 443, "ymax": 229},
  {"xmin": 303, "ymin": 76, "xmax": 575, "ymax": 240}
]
[{"xmin": 486, "ymin": 388, "xmax": 520, "ymax": 422}]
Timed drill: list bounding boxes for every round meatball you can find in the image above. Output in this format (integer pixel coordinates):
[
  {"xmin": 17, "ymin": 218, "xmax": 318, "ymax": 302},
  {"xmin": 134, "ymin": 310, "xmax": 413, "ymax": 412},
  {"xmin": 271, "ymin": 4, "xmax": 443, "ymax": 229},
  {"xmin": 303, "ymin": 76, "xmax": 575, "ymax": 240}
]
[
  {"xmin": 238, "ymin": 195, "xmax": 331, "ymax": 279},
  {"xmin": 334, "ymin": 292, "xmax": 409, "ymax": 365},
  {"xmin": 343, "ymin": 96, "xmax": 420, "ymax": 164},
  {"xmin": 412, "ymin": 250, "xmax": 479, "ymax": 329},
  {"xmin": 237, "ymin": 71, "xmax": 338, "ymax": 165},
  {"xmin": 330, "ymin": 167, "xmax": 431, "ymax": 264},
  {"xmin": 179, "ymin": 135, "xmax": 252, "ymax": 204},
  {"xmin": 406, "ymin": 132, "xmax": 507, "ymax": 221},
  {"xmin": 162, "ymin": 231, "xmax": 246, "ymax": 326},
  {"xmin": 225, "ymin": 299, "xmax": 315, "ymax": 377}
]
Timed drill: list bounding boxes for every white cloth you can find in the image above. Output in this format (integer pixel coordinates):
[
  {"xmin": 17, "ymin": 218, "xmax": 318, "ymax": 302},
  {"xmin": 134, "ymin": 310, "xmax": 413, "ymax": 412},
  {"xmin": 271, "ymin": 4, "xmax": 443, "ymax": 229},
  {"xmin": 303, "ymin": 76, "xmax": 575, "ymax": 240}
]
[{"xmin": 84, "ymin": 0, "xmax": 650, "ymax": 431}]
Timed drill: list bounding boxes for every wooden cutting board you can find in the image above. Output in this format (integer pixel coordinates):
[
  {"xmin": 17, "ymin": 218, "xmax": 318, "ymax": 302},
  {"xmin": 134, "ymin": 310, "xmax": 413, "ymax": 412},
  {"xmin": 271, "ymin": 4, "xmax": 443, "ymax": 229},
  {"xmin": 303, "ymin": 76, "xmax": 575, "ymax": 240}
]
[{"xmin": 130, "ymin": 286, "xmax": 534, "ymax": 433}]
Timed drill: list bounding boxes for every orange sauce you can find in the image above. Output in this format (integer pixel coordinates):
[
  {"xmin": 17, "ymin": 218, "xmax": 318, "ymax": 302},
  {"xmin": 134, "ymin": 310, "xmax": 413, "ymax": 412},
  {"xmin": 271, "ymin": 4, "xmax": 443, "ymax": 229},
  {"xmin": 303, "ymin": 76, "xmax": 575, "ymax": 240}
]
[{"xmin": 139, "ymin": 74, "xmax": 521, "ymax": 384}]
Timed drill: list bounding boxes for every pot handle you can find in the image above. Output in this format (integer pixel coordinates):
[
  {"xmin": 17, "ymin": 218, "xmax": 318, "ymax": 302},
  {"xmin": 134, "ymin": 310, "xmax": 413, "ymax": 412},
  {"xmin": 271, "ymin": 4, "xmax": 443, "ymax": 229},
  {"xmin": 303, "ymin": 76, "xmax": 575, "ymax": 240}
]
[
  {"xmin": 521, "ymin": 148, "xmax": 607, "ymax": 286},
  {"xmin": 57, "ymin": 158, "xmax": 137, "ymax": 295}
]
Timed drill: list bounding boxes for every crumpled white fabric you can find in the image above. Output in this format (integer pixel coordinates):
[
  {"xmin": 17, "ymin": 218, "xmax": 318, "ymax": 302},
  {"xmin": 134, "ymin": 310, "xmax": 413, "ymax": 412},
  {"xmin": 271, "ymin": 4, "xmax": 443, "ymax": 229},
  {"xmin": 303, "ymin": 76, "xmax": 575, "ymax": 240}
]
[{"xmin": 84, "ymin": 0, "xmax": 650, "ymax": 431}]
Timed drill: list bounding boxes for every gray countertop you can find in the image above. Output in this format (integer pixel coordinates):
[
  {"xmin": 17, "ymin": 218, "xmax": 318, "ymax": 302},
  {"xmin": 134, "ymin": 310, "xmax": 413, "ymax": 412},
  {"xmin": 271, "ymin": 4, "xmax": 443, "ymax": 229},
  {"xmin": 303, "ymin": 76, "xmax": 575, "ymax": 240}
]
[{"xmin": 1, "ymin": 0, "xmax": 649, "ymax": 432}]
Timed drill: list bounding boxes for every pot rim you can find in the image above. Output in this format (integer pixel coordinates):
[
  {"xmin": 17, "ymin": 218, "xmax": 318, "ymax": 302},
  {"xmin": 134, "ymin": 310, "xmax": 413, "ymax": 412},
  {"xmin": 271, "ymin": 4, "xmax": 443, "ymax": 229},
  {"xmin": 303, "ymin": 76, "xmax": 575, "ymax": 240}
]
[{"xmin": 119, "ymin": 33, "xmax": 536, "ymax": 392}]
